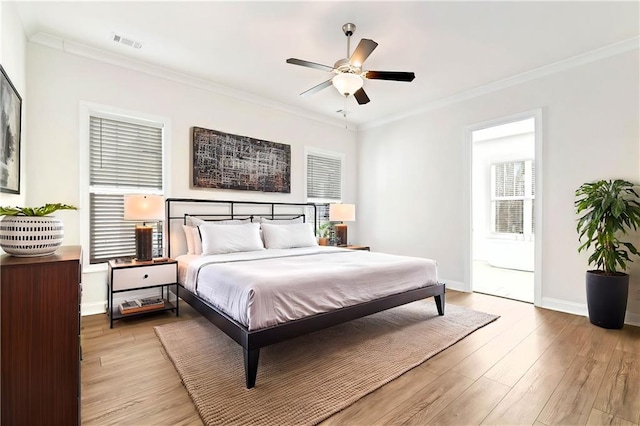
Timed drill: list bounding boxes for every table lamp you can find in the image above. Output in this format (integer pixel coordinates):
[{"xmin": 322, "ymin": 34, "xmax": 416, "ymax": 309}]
[
  {"xmin": 124, "ymin": 194, "xmax": 164, "ymax": 261},
  {"xmin": 329, "ymin": 203, "xmax": 355, "ymax": 246}
]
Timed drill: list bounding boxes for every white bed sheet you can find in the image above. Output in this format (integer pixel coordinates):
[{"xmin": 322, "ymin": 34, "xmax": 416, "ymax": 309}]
[{"xmin": 177, "ymin": 246, "xmax": 438, "ymax": 331}]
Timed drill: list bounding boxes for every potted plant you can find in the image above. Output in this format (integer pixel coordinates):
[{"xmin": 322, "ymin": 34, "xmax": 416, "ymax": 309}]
[
  {"xmin": 0, "ymin": 203, "xmax": 77, "ymax": 257},
  {"xmin": 317, "ymin": 221, "xmax": 333, "ymax": 246},
  {"xmin": 575, "ymin": 179, "xmax": 640, "ymax": 329}
]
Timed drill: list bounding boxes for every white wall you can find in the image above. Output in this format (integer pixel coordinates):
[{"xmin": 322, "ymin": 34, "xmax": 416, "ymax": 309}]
[
  {"xmin": 0, "ymin": 1, "xmax": 27, "ymax": 210},
  {"xmin": 357, "ymin": 49, "xmax": 640, "ymax": 323},
  {"xmin": 26, "ymin": 42, "xmax": 358, "ymax": 314}
]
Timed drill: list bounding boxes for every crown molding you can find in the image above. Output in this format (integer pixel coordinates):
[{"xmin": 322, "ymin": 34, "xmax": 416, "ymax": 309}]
[
  {"xmin": 29, "ymin": 32, "xmax": 354, "ymax": 131},
  {"xmin": 30, "ymin": 32, "xmax": 638, "ymax": 133},
  {"xmin": 361, "ymin": 36, "xmax": 639, "ymax": 131}
]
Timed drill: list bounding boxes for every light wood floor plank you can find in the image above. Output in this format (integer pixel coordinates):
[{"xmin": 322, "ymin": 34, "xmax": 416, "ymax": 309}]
[
  {"xmin": 384, "ymin": 371, "xmax": 474, "ymax": 425},
  {"xmin": 536, "ymin": 325, "xmax": 619, "ymax": 425},
  {"xmin": 586, "ymin": 408, "xmax": 638, "ymax": 426},
  {"xmin": 483, "ymin": 312, "xmax": 572, "ymax": 386},
  {"xmin": 450, "ymin": 309, "xmax": 550, "ymax": 380},
  {"xmin": 593, "ymin": 349, "xmax": 640, "ymax": 424},
  {"xmin": 421, "ymin": 376, "xmax": 510, "ymax": 426},
  {"xmin": 481, "ymin": 317, "xmax": 595, "ymax": 425}
]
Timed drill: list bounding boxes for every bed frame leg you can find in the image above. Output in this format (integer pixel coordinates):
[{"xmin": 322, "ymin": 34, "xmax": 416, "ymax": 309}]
[
  {"xmin": 244, "ymin": 348, "xmax": 260, "ymax": 389},
  {"xmin": 435, "ymin": 294, "xmax": 445, "ymax": 316}
]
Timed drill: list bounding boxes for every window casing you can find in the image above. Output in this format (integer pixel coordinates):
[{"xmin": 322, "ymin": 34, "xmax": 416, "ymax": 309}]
[
  {"xmin": 491, "ymin": 160, "xmax": 535, "ymax": 237},
  {"xmin": 88, "ymin": 115, "xmax": 164, "ymax": 264}
]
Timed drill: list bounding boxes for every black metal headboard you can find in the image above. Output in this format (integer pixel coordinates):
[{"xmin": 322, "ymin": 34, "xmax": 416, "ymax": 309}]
[{"xmin": 165, "ymin": 198, "xmax": 321, "ymax": 258}]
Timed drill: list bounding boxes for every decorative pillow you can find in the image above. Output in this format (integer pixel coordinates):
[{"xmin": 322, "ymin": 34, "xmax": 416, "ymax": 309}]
[
  {"xmin": 199, "ymin": 222, "xmax": 264, "ymax": 255},
  {"xmin": 261, "ymin": 223, "xmax": 318, "ymax": 249},
  {"xmin": 259, "ymin": 216, "xmax": 304, "ymax": 225}
]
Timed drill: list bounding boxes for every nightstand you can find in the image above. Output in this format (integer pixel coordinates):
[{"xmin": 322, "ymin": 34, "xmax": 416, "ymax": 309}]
[
  {"xmin": 107, "ymin": 258, "xmax": 179, "ymax": 328},
  {"xmin": 345, "ymin": 245, "xmax": 370, "ymax": 251}
]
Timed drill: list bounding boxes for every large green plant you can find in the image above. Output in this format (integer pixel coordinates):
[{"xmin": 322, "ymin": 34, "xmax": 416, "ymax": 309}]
[
  {"xmin": 0, "ymin": 203, "xmax": 77, "ymax": 217},
  {"xmin": 575, "ymin": 179, "xmax": 640, "ymax": 274}
]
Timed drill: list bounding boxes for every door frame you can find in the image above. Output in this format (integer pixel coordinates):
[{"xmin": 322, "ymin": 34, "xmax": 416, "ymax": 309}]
[{"xmin": 462, "ymin": 109, "xmax": 543, "ymax": 306}]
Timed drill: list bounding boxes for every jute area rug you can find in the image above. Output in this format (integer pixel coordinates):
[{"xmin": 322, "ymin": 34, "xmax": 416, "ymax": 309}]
[{"xmin": 155, "ymin": 302, "xmax": 498, "ymax": 426}]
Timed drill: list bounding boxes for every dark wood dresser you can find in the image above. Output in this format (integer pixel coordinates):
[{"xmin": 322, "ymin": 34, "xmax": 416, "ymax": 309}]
[{"xmin": 1, "ymin": 245, "xmax": 81, "ymax": 425}]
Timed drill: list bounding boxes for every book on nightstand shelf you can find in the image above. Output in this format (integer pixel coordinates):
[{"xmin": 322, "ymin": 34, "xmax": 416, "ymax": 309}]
[{"xmin": 119, "ymin": 297, "xmax": 165, "ymax": 315}]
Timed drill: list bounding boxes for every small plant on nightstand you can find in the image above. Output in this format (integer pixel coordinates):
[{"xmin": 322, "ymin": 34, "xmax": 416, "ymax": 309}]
[{"xmin": 318, "ymin": 221, "xmax": 333, "ymax": 246}]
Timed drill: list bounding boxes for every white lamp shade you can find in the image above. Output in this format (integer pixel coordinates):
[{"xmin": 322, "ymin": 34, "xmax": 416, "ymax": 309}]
[
  {"xmin": 329, "ymin": 203, "xmax": 356, "ymax": 222},
  {"xmin": 124, "ymin": 194, "xmax": 165, "ymax": 222},
  {"xmin": 332, "ymin": 73, "xmax": 363, "ymax": 97}
]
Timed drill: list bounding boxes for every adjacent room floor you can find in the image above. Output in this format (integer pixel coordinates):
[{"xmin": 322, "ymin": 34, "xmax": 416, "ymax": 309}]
[{"xmin": 473, "ymin": 260, "xmax": 534, "ymax": 303}]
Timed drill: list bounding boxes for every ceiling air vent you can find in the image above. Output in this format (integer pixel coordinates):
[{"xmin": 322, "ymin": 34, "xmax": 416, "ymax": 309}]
[{"xmin": 112, "ymin": 33, "xmax": 142, "ymax": 49}]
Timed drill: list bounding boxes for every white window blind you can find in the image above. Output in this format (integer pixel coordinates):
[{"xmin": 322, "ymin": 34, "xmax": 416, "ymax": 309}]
[
  {"xmin": 491, "ymin": 160, "xmax": 535, "ymax": 236},
  {"xmin": 89, "ymin": 116, "xmax": 163, "ymax": 264},
  {"xmin": 306, "ymin": 153, "xmax": 342, "ymax": 201}
]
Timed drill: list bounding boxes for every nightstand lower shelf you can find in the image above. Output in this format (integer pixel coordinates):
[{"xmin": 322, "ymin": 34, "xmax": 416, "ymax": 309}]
[{"xmin": 111, "ymin": 299, "xmax": 177, "ymax": 321}]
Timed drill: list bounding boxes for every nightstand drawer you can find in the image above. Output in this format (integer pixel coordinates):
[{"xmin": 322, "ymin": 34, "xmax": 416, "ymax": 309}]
[{"xmin": 112, "ymin": 263, "xmax": 177, "ymax": 291}]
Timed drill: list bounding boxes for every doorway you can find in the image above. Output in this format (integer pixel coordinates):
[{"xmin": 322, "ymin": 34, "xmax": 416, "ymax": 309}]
[{"xmin": 470, "ymin": 115, "xmax": 539, "ymax": 303}]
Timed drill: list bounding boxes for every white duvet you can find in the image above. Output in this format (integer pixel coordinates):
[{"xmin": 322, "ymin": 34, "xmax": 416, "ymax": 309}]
[{"xmin": 178, "ymin": 246, "xmax": 438, "ymax": 331}]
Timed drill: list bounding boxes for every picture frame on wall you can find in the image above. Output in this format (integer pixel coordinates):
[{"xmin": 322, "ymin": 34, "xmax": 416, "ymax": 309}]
[
  {"xmin": 0, "ymin": 64, "xmax": 22, "ymax": 194},
  {"xmin": 192, "ymin": 126, "xmax": 291, "ymax": 194}
]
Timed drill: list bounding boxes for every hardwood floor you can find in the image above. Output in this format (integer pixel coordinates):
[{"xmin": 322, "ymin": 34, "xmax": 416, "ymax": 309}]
[{"xmin": 80, "ymin": 290, "xmax": 640, "ymax": 425}]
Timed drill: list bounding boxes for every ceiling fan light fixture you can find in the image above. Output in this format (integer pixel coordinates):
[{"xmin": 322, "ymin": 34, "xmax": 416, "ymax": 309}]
[{"xmin": 332, "ymin": 73, "xmax": 363, "ymax": 97}]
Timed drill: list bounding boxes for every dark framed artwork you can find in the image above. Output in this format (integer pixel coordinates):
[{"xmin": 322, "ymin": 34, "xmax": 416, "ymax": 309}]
[
  {"xmin": 192, "ymin": 127, "xmax": 291, "ymax": 193},
  {"xmin": 0, "ymin": 65, "xmax": 22, "ymax": 194}
]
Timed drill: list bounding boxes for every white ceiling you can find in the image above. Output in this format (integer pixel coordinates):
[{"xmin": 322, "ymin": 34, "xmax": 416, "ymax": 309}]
[{"xmin": 14, "ymin": 1, "xmax": 640, "ymax": 127}]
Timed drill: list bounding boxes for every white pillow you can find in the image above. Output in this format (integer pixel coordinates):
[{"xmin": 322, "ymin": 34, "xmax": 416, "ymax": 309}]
[
  {"xmin": 191, "ymin": 227, "xmax": 203, "ymax": 254},
  {"xmin": 183, "ymin": 225, "xmax": 196, "ymax": 254},
  {"xmin": 261, "ymin": 223, "xmax": 318, "ymax": 249},
  {"xmin": 185, "ymin": 217, "xmax": 251, "ymax": 254},
  {"xmin": 199, "ymin": 222, "xmax": 264, "ymax": 255},
  {"xmin": 186, "ymin": 216, "xmax": 250, "ymax": 226},
  {"xmin": 259, "ymin": 216, "xmax": 304, "ymax": 225}
]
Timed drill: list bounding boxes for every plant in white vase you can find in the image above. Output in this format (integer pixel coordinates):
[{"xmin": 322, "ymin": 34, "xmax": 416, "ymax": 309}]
[{"xmin": 0, "ymin": 203, "xmax": 77, "ymax": 257}]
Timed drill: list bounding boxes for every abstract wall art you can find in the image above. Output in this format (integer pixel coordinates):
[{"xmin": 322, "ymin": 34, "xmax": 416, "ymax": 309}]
[
  {"xmin": 192, "ymin": 127, "xmax": 291, "ymax": 193},
  {"xmin": 0, "ymin": 65, "xmax": 22, "ymax": 194}
]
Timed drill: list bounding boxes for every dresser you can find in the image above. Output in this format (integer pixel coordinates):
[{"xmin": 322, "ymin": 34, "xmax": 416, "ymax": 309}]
[{"xmin": 1, "ymin": 245, "xmax": 81, "ymax": 425}]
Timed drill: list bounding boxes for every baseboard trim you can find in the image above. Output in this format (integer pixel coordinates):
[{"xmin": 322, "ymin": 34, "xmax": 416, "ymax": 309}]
[
  {"xmin": 625, "ymin": 311, "xmax": 640, "ymax": 327},
  {"xmin": 81, "ymin": 301, "xmax": 106, "ymax": 316},
  {"xmin": 541, "ymin": 297, "xmax": 640, "ymax": 327},
  {"xmin": 441, "ymin": 279, "xmax": 467, "ymax": 293}
]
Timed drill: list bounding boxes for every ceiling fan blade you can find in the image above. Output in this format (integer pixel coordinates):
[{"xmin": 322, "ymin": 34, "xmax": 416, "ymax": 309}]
[
  {"xmin": 300, "ymin": 79, "xmax": 333, "ymax": 96},
  {"xmin": 365, "ymin": 71, "xmax": 415, "ymax": 82},
  {"xmin": 286, "ymin": 58, "xmax": 335, "ymax": 72},
  {"xmin": 349, "ymin": 39, "xmax": 378, "ymax": 66},
  {"xmin": 353, "ymin": 88, "xmax": 370, "ymax": 105}
]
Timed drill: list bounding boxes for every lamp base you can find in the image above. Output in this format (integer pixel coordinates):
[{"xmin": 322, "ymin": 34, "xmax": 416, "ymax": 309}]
[
  {"xmin": 135, "ymin": 225, "xmax": 153, "ymax": 261},
  {"xmin": 335, "ymin": 224, "xmax": 348, "ymax": 246}
]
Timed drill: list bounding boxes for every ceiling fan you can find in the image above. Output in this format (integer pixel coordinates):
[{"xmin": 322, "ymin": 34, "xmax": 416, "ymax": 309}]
[{"xmin": 286, "ymin": 23, "xmax": 415, "ymax": 105}]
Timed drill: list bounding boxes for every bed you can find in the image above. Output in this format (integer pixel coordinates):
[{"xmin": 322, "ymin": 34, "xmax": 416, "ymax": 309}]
[{"xmin": 166, "ymin": 198, "xmax": 445, "ymax": 388}]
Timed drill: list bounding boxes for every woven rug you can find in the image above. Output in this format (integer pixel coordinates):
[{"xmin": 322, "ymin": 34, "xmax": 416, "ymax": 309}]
[{"xmin": 155, "ymin": 301, "xmax": 498, "ymax": 426}]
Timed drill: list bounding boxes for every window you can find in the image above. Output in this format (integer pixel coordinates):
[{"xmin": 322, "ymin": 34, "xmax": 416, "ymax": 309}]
[
  {"xmin": 491, "ymin": 160, "xmax": 534, "ymax": 236},
  {"xmin": 88, "ymin": 114, "xmax": 164, "ymax": 264},
  {"xmin": 305, "ymin": 150, "xmax": 344, "ymax": 224}
]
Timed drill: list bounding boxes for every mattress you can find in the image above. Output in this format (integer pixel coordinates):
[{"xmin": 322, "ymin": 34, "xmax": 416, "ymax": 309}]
[{"xmin": 178, "ymin": 246, "xmax": 438, "ymax": 331}]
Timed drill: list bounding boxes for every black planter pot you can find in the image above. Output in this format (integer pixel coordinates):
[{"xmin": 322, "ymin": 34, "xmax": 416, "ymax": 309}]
[{"xmin": 586, "ymin": 271, "xmax": 629, "ymax": 329}]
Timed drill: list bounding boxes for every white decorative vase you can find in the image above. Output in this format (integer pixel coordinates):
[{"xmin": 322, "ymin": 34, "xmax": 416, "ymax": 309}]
[{"xmin": 0, "ymin": 215, "xmax": 65, "ymax": 257}]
